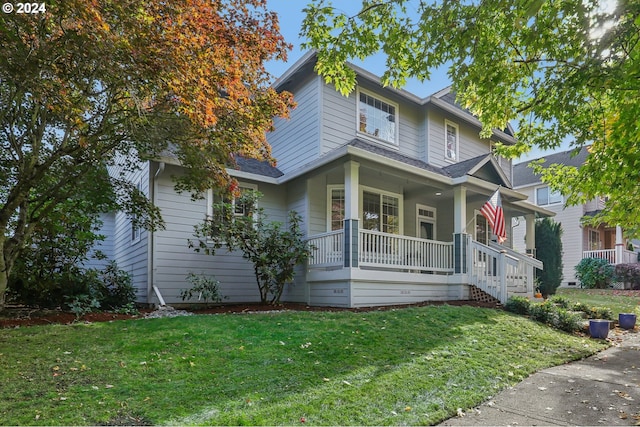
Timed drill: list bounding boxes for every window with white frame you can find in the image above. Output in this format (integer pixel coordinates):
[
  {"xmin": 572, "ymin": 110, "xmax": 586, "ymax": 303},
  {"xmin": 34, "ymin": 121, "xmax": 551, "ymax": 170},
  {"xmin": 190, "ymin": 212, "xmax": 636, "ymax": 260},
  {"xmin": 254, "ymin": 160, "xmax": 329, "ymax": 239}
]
[
  {"xmin": 475, "ymin": 211, "xmax": 489, "ymax": 245},
  {"xmin": 445, "ymin": 120, "xmax": 458, "ymax": 162},
  {"xmin": 131, "ymin": 178, "xmax": 142, "ymax": 243},
  {"xmin": 328, "ymin": 187, "xmax": 345, "ymax": 231},
  {"xmin": 326, "ymin": 186, "xmax": 402, "ymax": 234},
  {"xmin": 207, "ymin": 183, "xmax": 258, "ymax": 220},
  {"xmin": 416, "ymin": 205, "xmax": 436, "ymax": 240},
  {"xmin": 357, "ymin": 89, "xmax": 397, "ymax": 145},
  {"xmin": 588, "ymin": 229, "xmax": 600, "ymax": 250},
  {"xmin": 536, "ymin": 186, "xmax": 562, "ymax": 206}
]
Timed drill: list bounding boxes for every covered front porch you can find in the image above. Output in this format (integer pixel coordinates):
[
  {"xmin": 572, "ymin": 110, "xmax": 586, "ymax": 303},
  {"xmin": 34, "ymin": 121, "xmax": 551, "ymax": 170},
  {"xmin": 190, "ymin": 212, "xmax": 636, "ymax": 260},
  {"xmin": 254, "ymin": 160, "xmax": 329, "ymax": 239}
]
[
  {"xmin": 307, "ymin": 228, "xmax": 541, "ymax": 307},
  {"xmin": 298, "ymin": 144, "xmax": 551, "ymax": 307}
]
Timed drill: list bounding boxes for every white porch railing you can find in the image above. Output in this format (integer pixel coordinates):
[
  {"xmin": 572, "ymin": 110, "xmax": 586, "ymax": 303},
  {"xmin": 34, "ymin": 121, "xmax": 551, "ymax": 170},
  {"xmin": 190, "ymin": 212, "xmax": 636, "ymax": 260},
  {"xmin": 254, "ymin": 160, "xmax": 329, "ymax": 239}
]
[
  {"xmin": 308, "ymin": 230, "xmax": 343, "ymax": 268},
  {"xmin": 358, "ymin": 229, "xmax": 454, "ymax": 272},
  {"xmin": 490, "ymin": 242, "xmax": 541, "ymax": 296},
  {"xmin": 583, "ymin": 249, "xmax": 637, "ymax": 265},
  {"xmin": 468, "ymin": 238, "xmax": 542, "ymax": 304},
  {"xmin": 308, "ymin": 230, "xmax": 541, "ymax": 303}
]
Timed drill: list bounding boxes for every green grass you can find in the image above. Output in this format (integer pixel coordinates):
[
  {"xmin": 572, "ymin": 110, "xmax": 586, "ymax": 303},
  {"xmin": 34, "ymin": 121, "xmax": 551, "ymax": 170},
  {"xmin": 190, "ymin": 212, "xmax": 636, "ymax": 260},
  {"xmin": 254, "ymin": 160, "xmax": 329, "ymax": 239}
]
[
  {"xmin": 0, "ymin": 305, "xmax": 607, "ymax": 426},
  {"xmin": 557, "ymin": 288, "xmax": 640, "ymax": 318}
]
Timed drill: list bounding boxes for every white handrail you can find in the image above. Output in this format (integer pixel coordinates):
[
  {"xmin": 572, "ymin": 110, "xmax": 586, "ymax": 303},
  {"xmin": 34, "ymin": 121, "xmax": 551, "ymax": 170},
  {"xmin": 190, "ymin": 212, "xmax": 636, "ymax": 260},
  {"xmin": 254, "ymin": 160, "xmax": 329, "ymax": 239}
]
[
  {"xmin": 358, "ymin": 229, "xmax": 453, "ymax": 272},
  {"xmin": 307, "ymin": 230, "xmax": 344, "ymax": 267}
]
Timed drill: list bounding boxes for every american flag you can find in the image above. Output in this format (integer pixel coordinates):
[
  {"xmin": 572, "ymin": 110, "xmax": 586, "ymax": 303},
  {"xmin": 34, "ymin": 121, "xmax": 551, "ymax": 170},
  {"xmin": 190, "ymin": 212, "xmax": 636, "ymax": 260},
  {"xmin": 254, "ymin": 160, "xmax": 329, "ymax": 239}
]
[{"xmin": 480, "ymin": 189, "xmax": 506, "ymax": 243}]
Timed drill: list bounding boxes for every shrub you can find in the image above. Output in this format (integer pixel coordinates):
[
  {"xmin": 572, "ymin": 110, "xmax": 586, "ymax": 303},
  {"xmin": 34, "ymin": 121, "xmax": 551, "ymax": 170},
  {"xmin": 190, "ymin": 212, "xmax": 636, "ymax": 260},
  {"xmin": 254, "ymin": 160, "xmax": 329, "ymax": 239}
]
[
  {"xmin": 8, "ymin": 260, "xmax": 134, "ymax": 312},
  {"xmin": 94, "ymin": 261, "xmax": 136, "ymax": 310},
  {"xmin": 505, "ymin": 296, "xmax": 531, "ymax": 315},
  {"xmin": 535, "ymin": 218, "xmax": 563, "ymax": 297},
  {"xmin": 575, "ymin": 257, "xmax": 615, "ymax": 289},
  {"xmin": 529, "ymin": 302, "xmax": 557, "ymax": 325},
  {"xmin": 548, "ymin": 295, "xmax": 571, "ymax": 309},
  {"xmin": 66, "ymin": 294, "xmax": 101, "ymax": 319},
  {"xmin": 554, "ymin": 308, "xmax": 585, "ymax": 333},
  {"xmin": 614, "ymin": 263, "xmax": 640, "ymax": 290},
  {"xmin": 180, "ymin": 273, "xmax": 225, "ymax": 306}
]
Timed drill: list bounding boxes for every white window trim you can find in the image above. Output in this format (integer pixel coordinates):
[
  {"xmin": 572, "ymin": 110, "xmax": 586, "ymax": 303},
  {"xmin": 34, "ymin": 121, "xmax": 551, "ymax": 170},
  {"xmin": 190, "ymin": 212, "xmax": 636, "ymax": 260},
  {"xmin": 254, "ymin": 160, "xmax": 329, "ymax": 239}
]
[
  {"xmin": 356, "ymin": 87, "xmax": 399, "ymax": 147},
  {"xmin": 588, "ymin": 229, "xmax": 600, "ymax": 250},
  {"xmin": 416, "ymin": 204, "xmax": 437, "ymax": 240},
  {"xmin": 473, "ymin": 209, "xmax": 490, "ymax": 245},
  {"xmin": 444, "ymin": 119, "xmax": 459, "ymax": 163},
  {"xmin": 207, "ymin": 182, "xmax": 258, "ymax": 219},
  {"xmin": 325, "ymin": 185, "xmax": 404, "ymax": 234},
  {"xmin": 359, "ymin": 185, "xmax": 404, "ymax": 235},
  {"xmin": 535, "ymin": 185, "xmax": 563, "ymax": 206},
  {"xmin": 327, "ymin": 185, "xmax": 345, "ymax": 231}
]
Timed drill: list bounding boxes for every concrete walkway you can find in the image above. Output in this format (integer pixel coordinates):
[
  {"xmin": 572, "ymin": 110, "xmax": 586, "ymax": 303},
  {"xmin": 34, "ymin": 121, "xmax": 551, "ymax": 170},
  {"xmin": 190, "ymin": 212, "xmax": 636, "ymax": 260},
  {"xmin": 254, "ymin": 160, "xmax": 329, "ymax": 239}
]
[{"xmin": 440, "ymin": 328, "xmax": 640, "ymax": 426}]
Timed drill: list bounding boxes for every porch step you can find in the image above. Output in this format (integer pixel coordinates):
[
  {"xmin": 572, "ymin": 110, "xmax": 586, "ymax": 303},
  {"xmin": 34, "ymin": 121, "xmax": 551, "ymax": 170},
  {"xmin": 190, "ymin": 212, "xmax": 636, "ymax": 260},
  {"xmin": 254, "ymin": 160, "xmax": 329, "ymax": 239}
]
[{"xmin": 469, "ymin": 285, "xmax": 502, "ymax": 305}]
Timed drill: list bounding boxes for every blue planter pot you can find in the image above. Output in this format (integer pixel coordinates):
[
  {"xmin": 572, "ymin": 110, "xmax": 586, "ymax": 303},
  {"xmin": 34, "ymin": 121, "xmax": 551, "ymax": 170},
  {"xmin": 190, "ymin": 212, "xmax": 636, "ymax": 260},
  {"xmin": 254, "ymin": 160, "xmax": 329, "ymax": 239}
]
[
  {"xmin": 618, "ymin": 313, "xmax": 637, "ymax": 330},
  {"xmin": 589, "ymin": 319, "xmax": 610, "ymax": 339}
]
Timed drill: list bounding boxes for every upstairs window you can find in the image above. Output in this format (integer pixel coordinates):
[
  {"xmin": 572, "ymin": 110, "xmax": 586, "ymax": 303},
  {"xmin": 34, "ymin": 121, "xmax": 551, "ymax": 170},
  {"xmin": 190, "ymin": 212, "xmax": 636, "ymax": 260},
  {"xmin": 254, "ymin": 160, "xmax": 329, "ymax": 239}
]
[
  {"xmin": 536, "ymin": 186, "xmax": 562, "ymax": 206},
  {"xmin": 445, "ymin": 120, "xmax": 458, "ymax": 162},
  {"xmin": 357, "ymin": 90, "xmax": 397, "ymax": 145}
]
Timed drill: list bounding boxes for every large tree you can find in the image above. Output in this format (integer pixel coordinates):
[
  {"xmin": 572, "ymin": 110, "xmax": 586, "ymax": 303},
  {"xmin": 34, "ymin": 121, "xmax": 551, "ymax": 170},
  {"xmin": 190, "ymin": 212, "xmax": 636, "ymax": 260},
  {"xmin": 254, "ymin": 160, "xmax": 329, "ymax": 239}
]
[
  {"xmin": 0, "ymin": 0, "xmax": 294, "ymax": 307},
  {"xmin": 301, "ymin": 0, "xmax": 640, "ymax": 233}
]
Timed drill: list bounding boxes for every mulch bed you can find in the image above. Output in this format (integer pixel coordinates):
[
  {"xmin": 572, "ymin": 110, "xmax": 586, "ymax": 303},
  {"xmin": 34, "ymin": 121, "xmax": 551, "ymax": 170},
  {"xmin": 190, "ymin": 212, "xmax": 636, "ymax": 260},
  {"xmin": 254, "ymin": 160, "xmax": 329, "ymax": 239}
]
[{"xmin": 0, "ymin": 300, "xmax": 502, "ymax": 329}]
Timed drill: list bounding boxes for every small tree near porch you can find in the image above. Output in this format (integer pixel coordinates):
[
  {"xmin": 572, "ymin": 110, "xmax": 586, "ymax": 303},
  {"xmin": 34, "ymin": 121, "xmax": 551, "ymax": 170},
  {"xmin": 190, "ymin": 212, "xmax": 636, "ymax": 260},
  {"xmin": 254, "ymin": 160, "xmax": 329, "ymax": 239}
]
[
  {"xmin": 191, "ymin": 191, "xmax": 310, "ymax": 305},
  {"xmin": 535, "ymin": 218, "xmax": 563, "ymax": 298}
]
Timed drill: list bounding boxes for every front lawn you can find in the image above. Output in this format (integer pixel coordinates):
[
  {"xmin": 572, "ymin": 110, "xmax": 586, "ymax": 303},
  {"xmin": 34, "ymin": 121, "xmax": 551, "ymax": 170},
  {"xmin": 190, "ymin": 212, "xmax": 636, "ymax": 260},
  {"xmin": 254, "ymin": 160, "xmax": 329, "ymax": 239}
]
[
  {"xmin": 557, "ymin": 288, "xmax": 640, "ymax": 318},
  {"xmin": 0, "ymin": 305, "xmax": 607, "ymax": 425}
]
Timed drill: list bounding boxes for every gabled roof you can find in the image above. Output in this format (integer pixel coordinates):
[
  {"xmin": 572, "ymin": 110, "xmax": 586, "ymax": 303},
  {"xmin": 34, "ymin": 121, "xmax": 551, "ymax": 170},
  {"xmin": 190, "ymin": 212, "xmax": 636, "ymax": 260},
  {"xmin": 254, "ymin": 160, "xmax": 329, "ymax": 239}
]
[
  {"xmin": 513, "ymin": 146, "xmax": 589, "ymax": 187},
  {"xmin": 234, "ymin": 157, "xmax": 283, "ymax": 178},
  {"xmin": 443, "ymin": 153, "xmax": 512, "ymax": 188},
  {"xmin": 273, "ymin": 51, "xmax": 517, "ymax": 145}
]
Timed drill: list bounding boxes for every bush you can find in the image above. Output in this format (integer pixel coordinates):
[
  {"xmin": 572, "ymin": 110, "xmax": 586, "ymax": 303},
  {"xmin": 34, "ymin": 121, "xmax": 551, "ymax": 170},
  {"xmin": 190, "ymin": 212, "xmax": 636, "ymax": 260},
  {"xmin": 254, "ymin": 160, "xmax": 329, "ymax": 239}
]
[
  {"xmin": 548, "ymin": 295, "xmax": 571, "ymax": 309},
  {"xmin": 526, "ymin": 301, "xmax": 585, "ymax": 333},
  {"xmin": 180, "ymin": 273, "xmax": 225, "ymax": 306},
  {"xmin": 94, "ymin": 261, "xmax": 136, "ymax": 310},
  {"xmin": 614, "ymin": 263, "xmax": 640, "ymax": 290},
  {"xmin": 575, "ymin": 257, "xmax": 615, "ymax": 289},
  {"xmin": 505, "ymin": 296, "xmax": 531, "ymax": 315},
  {"xmin": 529, "ymin": 302, "xmax": 557, "ymax": 325},
  {"xmin": 8, "ymin": 260, "xmax": 135, "ymax": 312},
  {"xmin": 535, "ymin": 218, "xmax": 563, "ymax": 297},
  {"xmin": 554, "ymin": 308, "xmax": 585, "ymax": 333}
]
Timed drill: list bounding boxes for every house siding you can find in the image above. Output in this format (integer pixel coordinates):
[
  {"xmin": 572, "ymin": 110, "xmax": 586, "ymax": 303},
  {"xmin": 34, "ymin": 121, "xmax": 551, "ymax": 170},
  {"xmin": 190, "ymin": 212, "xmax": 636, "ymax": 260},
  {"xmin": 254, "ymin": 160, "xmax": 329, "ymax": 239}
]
[
  {"xmin": 427, "ymin": 107, "xmax": 492, "ymax": 169},
  {"xmin": 270, "ymin": 73, "xmax": 320, "ymax": 174},
  {"xmin": 151, "ymin": 164, "xmax": 298, "ymax": 305},
  {"xmin": 83, "ymin": 211, "xmax": 115, "ymax": 271},
  {"xmin": 512, "ymin": 184, "xmax": 583, "ymax": 286},
  {"xmin": 110, "ymin": 160, "xmax": 149, "ymax": 302}
]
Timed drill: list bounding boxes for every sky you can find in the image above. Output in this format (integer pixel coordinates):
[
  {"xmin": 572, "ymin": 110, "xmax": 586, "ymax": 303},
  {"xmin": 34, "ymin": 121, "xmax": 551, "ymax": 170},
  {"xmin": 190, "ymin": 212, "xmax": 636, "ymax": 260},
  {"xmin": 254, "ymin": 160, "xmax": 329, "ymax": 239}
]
[{"xmin": 264, "ymin": 0, "xmax": 569, "ymax": 162}]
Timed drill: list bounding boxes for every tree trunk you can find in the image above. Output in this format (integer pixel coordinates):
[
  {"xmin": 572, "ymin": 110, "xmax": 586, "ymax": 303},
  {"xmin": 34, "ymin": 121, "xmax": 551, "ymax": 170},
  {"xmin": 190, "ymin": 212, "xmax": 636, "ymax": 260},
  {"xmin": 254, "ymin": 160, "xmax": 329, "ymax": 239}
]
[{"xmin": 0, "ymin": 235, "xmax": 8, "ymax": 310}]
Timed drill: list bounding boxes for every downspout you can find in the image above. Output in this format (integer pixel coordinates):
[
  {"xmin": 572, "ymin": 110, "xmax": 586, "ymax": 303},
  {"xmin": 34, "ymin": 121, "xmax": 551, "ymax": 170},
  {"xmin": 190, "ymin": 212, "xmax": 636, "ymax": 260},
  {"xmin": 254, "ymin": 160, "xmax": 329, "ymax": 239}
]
[{"xmin": 147, "ymin": 161, "xmax": 165, "ymax": 306}]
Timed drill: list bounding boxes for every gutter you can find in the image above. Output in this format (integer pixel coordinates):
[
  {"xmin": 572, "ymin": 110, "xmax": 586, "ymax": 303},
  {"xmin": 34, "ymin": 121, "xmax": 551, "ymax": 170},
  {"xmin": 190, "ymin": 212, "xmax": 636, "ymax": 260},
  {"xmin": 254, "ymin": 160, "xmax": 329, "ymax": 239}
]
[{"xmin": 147, "ymin": 161, "xmax": 165, "ymax": 306}]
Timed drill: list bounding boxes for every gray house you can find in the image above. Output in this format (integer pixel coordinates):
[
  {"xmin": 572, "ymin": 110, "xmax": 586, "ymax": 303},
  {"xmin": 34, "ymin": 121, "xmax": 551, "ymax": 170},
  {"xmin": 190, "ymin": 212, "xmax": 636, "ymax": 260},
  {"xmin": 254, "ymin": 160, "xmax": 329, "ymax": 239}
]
[
  {"xmin": 513, "ymin": 146, "xmax": 637, "ymax": 287},
  {"xmin": 92, "ymin": 51, "xmax": 552, "ymax": 308}
]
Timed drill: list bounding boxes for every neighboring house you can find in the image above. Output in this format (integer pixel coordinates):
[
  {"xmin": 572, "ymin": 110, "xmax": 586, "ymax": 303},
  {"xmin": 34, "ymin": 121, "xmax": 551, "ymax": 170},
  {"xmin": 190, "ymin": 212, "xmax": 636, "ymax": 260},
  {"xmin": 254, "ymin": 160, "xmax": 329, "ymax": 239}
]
[
  {"xmin": 512, "ymin": 146, "xmax": 637, "ymax": 287},
  {"xmin": 90, "ymin": 51, "xmax": 553, "ymax": 308}
]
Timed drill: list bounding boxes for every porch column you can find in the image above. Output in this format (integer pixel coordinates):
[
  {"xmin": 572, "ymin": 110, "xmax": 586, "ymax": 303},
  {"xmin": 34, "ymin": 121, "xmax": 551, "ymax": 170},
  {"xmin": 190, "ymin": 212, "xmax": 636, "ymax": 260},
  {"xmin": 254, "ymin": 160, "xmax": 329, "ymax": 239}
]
[
  {"xmin": 615, "ymin": 225, "xmax": 623, "ymax": 265},
  {"xmin": 525, "ymin": 214, "xmax": 536, "ymax": 257},
  {"xmin": 453, "ymin": 186, "xmax": 467, "ymax": 273},
  {"xmin": 344, "ymin": 161, "xmax": 360, "ymax": 267}
]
